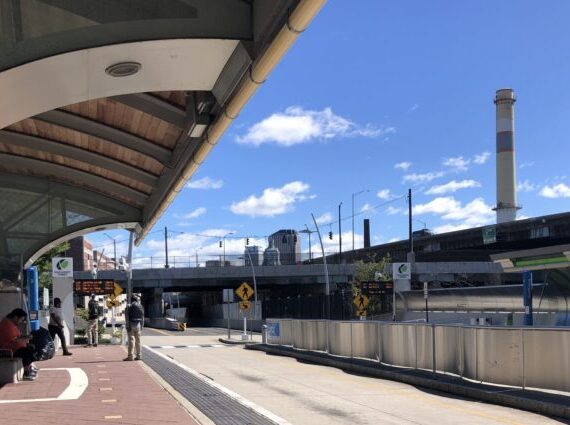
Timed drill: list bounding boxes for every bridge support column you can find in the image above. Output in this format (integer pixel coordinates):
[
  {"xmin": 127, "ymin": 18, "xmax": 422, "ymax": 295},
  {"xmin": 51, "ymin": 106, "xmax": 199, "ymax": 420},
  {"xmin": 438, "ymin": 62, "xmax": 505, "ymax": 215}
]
[{"xmin": 148, "ymin": 288, "xmax": 164, "ymax": 318}]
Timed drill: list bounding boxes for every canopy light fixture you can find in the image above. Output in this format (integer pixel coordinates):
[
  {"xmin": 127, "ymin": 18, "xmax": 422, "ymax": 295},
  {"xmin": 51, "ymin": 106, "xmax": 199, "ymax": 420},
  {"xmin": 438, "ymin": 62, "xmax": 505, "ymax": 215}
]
[{"xmin": 105, "ymin": 62, "xmax": 142, "ymax": 77}]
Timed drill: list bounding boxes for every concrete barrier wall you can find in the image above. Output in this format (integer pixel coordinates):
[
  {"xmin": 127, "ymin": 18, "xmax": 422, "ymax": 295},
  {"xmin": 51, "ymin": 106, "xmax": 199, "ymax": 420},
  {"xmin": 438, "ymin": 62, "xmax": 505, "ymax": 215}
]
[{"xmin": 267, "ymin": 319, "xmax": 570, "ymax": 394}]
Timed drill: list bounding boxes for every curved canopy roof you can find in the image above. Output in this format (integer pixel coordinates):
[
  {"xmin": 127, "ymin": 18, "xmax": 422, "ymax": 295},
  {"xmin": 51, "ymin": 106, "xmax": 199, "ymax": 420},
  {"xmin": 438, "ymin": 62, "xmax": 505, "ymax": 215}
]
[{"xmin": 0, "ymin": 0, "xmax": 325, "ymax": 272}]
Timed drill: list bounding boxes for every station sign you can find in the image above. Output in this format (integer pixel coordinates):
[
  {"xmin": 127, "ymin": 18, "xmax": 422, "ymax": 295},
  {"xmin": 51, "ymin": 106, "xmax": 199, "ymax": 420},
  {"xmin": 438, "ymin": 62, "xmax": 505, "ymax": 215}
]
[
  {"xmin": 73, "ymin": 279, "xmax": 115, "ymax": 295},
  {"xmin": 392, "ymin": 263, "xmax": 411, "ymax": 280},
  {"xmin": 52, "ymin": 257, "xmax": 73, "ymax": 278}
]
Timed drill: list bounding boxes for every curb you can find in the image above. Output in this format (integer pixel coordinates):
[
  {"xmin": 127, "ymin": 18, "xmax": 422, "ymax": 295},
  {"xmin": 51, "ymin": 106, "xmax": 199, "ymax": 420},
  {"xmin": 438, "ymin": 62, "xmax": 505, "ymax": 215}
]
[
  {"xmin": 247, "ymin": 344, "xmax": 570, "ymax": 420},
  {"xmin": 218, "ymin": 337, "xmax": 259, "ymax": 345}
]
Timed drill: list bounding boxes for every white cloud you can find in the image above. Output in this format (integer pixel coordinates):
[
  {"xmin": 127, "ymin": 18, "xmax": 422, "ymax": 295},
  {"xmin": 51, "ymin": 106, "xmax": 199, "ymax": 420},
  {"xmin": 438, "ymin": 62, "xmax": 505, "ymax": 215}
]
[
  {"xmin": 386, "ymin": 206, "xmax": 404, "ymax": 215},
  {"xmin": 517, "ymin": 214, "xmax": 530, "ymax": 221},
  {"xmin": 377, "ymin": 189, "xmax": 393, "ymax": 200},
  {"xmin": 517, "ymin": 180, "xmax": 537, "ymax": 192},
  {"xmin": 520, "ymin": 161, "xmax": 535, "ymax": 169},
  {"xmin": 539, "ymin": 183, "xmax": 570, "ymax": 198},
  {"xmin": 236, "ymin": 106, "xmax": 393, "ymax": 147},
  {"xmin": 403, "ymin": 172, "xmax": 444, "ymax": 184},
  {"xmin": 186, "ymin": 176, "xmax": 224, "ymax": 190},
  {"xmin": 443, "ymin": 156, "xmax": 470, "ymax": 171},
  {"xmin": 315, "ymin": 212, "xmax": 332, "ymax": 225},
  {"xmin": 432, "ymin": 223, "xmax": 470, "ymax": 234},
  {"xmin": 425, "ymin": 179, "xmax": 481, "ymax": 195},
  {"xmin": 175, "ymin": 207, "xmax": 206, "ymax": 220},
  {"xmin": 230, "ymin": 181, "xmax": 312, "ymax": 217},
  {"xmin": 473, "ymin": 151, "xmax": 491, "ymax": 165},
  {"xmin": 360, "ymin": 203, "xmax": 375, "ymax": 213},
  {"xmin": 409, "ymin": 104, "xmax": 419, "ymax": 112},
  {"xmin": 388, "ymin": 237, "xmax": 401, "ymax": 243},
  {"xmin": 414, "ymin": 196, "xmax": 494, "ymax": 232},
  {"xmin": 394, "ymin": 161, "xmax": 412, "ymax": 171}
]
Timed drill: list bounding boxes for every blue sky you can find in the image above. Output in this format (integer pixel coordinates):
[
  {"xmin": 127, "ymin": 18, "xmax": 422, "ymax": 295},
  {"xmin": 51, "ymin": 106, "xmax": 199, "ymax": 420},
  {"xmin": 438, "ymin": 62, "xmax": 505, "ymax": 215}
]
[{"xmin": 88, "ymin": 0, "xmax": 570, "ymax": 263}]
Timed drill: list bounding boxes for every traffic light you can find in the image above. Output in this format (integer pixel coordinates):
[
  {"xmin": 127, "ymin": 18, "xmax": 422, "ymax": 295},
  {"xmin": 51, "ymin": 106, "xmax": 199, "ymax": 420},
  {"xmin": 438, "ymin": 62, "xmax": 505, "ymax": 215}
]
[
  {"xmin": 328, "ymin": 231, "xmax": 333, "ymax": 240},
  {"xmin": 219, "ymin": 240, "xmax": 222, "ymax": 248},
  {"xmin": 246, "ymin": 238, "xmax": 250, "ymax": 245}
]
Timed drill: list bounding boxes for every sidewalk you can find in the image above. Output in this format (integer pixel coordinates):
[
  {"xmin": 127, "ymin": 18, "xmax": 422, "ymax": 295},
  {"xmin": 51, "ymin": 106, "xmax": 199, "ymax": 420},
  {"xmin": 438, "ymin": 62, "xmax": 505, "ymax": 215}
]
[{"xmin": 0, "ymin": 345, "xmax": 198, "ymax": 425}]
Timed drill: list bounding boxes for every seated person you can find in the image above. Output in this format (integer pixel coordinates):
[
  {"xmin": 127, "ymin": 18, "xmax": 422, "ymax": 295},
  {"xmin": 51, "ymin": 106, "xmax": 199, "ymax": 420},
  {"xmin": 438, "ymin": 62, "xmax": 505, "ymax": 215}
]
[{"xmin": 0, "ymin": 308, "xmax": 36, "ymax": 380}]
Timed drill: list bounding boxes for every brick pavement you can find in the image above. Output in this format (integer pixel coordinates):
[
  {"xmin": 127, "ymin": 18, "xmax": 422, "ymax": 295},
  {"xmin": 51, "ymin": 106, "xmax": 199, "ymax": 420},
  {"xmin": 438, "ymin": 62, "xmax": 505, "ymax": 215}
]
[{"xmin": 0, "ymin": 345, "xmax": 198, "ymax": 425}]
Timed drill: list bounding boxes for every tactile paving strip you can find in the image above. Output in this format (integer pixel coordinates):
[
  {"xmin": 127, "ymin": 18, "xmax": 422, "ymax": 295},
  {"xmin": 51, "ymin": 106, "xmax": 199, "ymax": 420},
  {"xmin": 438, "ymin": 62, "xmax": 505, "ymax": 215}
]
[{"xmin": 143, "ymin": 347, "xmax": 274, "ymax": 425}]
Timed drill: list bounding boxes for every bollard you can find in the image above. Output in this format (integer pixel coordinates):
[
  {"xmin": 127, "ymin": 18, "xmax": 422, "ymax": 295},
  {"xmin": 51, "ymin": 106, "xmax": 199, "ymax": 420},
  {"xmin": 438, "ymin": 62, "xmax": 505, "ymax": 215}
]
[{"xmin": 262, "ymin": 324, "xmax": 268, "ymax": 344}]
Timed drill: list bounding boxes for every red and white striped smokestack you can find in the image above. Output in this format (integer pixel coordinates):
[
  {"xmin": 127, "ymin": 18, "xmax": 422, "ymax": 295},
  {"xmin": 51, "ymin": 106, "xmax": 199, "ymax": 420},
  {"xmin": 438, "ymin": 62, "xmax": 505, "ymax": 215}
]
[{"xmin": 493, "ymin": 88, "xmax": 521, "ymax": 223}]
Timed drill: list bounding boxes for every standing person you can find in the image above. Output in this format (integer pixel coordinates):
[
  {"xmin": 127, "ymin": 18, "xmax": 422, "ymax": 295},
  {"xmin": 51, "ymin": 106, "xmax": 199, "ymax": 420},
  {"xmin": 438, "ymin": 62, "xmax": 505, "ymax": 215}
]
[
  {"xmin": 124, "ymin": 295, "xmax": 144, "ymax": 361},
  {"xmin": 48, "ymin": 298, "xmax": 72, "ymax": 356},
  {"xmin": 0, "ymin": 308, "xmax": 36, "ymax": 380},
  {"xmin": 86, "ymin": 294, "xmax": 99, "ymax": 347}
]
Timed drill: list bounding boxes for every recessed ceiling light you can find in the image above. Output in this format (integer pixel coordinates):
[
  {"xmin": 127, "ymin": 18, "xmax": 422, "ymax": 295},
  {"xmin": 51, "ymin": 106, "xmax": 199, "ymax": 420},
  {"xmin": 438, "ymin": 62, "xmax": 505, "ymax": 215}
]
[{"xmin": 105, "ymin": 62, "xmax": 142, "ymax": 77}]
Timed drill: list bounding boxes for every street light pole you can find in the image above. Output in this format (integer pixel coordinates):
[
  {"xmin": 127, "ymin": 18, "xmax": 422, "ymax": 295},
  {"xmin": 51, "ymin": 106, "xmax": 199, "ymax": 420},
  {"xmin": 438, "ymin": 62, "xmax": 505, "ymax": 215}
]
[
  {"xmin": 164, "ymin": 226, "xmax": 170, "ymax": 268},
  {"xmin": 351, "ymin": 189, "xmax": 368, "ymax": 252},
  {"xmin": 305, "ymin": 224, "xmax": 312, "ymax": 262},
  {"xmin": 338, "ymin": 202, "xmax": 343, "ymax": 265},
  {"xmin": 244, "ymin": 248, "xmax": 257, "ymax": 340},
  {"xmin": 222, "ymin": 232, "xmax": 233, "ymax": 266},
  {"xmin": 103, "ymin": 233, "xmax": 117, "ymax": 270}
]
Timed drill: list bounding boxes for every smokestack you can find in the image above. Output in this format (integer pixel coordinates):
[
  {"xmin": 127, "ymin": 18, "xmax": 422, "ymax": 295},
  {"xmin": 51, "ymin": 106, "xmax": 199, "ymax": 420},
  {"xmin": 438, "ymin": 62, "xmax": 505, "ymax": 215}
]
[
  {"xmin": 493, "ymin": 88, "xmax": 520, "ymax": 223},
  {"xmin": 363, "ymin": 219, "xmax": 370, "ymax": 248}
]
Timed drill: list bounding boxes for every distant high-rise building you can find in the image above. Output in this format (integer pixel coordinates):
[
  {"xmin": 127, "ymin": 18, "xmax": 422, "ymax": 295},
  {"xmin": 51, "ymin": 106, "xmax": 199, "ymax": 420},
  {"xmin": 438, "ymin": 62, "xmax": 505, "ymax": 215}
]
[
  {"xmin": 263, "ymin": 240, "xmax": 281, "ymax": 266},
  {"xmin": 268, "ymin": 229, "xmax": 300, "ymax": 265},
  {"xmin": 244, "ymin": 246, "xmax": 263, "ymax": 267}
]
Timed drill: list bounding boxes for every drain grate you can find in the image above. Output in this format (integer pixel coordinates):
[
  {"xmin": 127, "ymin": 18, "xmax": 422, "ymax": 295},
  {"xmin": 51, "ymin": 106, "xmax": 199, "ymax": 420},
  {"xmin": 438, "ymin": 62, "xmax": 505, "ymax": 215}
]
[{"xmin": 143, "ymin": 347, "xmax": 275, "ymax": 425}]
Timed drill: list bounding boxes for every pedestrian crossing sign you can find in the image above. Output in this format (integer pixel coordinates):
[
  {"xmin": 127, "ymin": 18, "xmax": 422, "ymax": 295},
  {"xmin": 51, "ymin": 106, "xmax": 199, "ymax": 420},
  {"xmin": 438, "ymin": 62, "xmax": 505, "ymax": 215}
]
[
  {"xmin": 236, "ymin": 282, "xmax": 253, "ymax": 301},
  {"xmin": 353, "ymin": 294, "xmax": 369, "ymax": 310}
]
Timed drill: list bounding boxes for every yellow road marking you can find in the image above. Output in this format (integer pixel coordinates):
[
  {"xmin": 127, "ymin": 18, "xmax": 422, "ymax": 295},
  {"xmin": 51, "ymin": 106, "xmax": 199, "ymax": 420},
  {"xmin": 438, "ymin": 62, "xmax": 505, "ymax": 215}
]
[
  {"xmin": 99, "ymin": 387, "xmax": 113, "ymax": 391},
  {"xmin": 104, "ymin": 415, "xmax": 122, "ymax": 420},
  {"xmin": 101, "ymin": 399, "xmax": 116, "ymax": 403},
  {"xmin": 148, "ymin": 328, "xmax": 173, "ymax": 336}
]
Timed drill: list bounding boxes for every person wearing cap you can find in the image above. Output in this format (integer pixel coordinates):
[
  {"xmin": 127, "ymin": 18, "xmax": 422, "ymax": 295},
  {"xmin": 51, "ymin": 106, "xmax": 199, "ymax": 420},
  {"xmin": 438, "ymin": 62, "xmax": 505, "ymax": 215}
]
[
  {"xmin": 0, "ymin": 308, "xmax": 36, "ymax": 380},
  {"xmin": 124, "ymin": 295, "xmax": 144, "ymax": 361},
  {"xmin": 86, "ymin": 294, "xmax": 99, "ymax": 347}
]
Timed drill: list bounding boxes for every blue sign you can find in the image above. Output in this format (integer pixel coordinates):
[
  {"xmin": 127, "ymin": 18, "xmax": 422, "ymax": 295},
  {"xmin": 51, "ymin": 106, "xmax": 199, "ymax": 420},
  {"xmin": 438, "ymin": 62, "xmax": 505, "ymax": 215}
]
[{"xmin": 267, "ymin": 322, "xmax": 280, "ymax": 338}]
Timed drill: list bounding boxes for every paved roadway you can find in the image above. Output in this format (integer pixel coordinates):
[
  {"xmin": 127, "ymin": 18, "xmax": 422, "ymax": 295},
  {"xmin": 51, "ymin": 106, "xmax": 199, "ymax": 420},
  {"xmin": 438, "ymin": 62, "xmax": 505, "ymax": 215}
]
[{"xmin": 142, "ymin": 327, "xmax": 567, "ymax": 425}]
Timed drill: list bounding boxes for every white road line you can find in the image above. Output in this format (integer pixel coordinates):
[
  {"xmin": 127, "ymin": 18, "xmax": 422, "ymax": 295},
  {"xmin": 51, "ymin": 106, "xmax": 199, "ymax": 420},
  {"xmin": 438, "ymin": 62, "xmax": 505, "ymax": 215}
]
[
  {"xmin": 160, "ymin": 345, "xmax": 176, "ymax": 349},
  {"xmin": 145, "ymin": 346, "xmax": 292, "ymax": 425},
  {"xmin": 0, "ymin": 367, "xmax": 88, "ymax": 404}
]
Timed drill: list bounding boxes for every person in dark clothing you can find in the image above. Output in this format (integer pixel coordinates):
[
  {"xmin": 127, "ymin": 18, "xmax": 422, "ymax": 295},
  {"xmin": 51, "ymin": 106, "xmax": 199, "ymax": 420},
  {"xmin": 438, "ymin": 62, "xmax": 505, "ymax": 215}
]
[
  {"xmin": 123, "ymin": 295, "xmax": 144, "ymax": 361},
  {"xmin": 0, "ymin": 308, "xmax": 36, "ymax": 380},
  {"xmin": 48, "ymin": 298, "xmax": 72, "ymax": 356},
  {"xmin": 86, "ymin": 294, "xmax": 99, "ymax": 347}
]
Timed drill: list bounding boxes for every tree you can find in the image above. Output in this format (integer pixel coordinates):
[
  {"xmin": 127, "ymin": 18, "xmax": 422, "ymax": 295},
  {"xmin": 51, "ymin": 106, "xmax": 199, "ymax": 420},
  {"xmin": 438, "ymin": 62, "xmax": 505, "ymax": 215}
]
[
  {"xmin": 34, "ymin": 242, "xmax": 70, "ymax": 289},
  {"xmin": 351, "ymin": 253, "xmax": 391, "ymax": 317}
]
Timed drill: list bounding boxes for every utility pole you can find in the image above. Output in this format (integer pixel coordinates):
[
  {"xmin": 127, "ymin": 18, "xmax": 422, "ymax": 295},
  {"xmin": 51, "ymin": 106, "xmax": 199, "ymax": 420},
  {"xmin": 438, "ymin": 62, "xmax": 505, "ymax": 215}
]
[
  {"xmin": 338, "ymin": 202, "xmax": 343, "ymax": 264},
  {"xmin": 352, "ymin": 189, "xmax": 368, "ymax": 251},
  {"xmin": 164, "ymin": 226, "xmax": 170, "ymax": 268}
]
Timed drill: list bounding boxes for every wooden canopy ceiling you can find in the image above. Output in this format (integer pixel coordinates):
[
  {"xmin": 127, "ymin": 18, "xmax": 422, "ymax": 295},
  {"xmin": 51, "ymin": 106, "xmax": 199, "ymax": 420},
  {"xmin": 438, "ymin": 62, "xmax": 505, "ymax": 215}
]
[{"xmin": 0, "ymin": 91, "xmax": 188, "ymax": 209}]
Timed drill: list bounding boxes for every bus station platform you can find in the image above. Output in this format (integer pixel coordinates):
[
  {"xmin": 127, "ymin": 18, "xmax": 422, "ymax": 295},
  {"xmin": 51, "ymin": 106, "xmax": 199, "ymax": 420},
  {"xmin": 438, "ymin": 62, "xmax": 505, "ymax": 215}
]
[{"xmin": 0, "ymin": 345, "xmax": 198, "ymax": 425}]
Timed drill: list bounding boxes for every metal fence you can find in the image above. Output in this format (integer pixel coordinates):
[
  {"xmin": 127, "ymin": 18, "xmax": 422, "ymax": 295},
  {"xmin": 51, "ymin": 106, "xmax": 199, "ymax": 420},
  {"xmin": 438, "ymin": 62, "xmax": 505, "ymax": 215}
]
[
  {"xmin": 265, "ymin": 319, "xmax": 570, "ymax": 393},
  {"xmin": 130, "ymin": 252, "xmax": 339, "ymax": 269}
]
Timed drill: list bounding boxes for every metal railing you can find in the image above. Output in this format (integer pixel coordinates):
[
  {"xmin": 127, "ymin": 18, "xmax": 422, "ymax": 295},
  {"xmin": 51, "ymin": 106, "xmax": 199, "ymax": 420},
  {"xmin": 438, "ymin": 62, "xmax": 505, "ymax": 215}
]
[
  {"xmin": 265, "ymin": 319, "xmax": 570, "ymax": 394},
  {"xmin": 129, "ymin": 252, "xmax": 338, "ymax": 269}
]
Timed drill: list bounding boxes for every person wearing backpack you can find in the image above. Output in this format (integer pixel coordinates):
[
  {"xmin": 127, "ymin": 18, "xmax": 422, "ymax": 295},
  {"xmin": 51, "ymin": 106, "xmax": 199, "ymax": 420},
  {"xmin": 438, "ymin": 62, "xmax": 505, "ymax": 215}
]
[{"xmin": 86, "ymin": 294, "xmax": 99, "ymax": 347}]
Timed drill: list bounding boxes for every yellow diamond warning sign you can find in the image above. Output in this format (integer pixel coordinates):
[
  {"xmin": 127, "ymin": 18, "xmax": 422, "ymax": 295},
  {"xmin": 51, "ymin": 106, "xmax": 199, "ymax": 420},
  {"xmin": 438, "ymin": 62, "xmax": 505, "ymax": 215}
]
[
  {"xmin": 353, "ymin": 294, "xmax": 369, "ymax": 310},
  {"xmin": 236, "ymin": 282, "xmax": 253, "ymax": 301}
]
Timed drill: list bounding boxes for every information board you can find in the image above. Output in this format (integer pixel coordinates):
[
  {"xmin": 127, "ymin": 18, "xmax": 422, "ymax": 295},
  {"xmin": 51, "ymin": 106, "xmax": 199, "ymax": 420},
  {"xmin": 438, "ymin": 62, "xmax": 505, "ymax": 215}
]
[{"xmin": 73, "ymin": 279, "xmax": 115, "ymax": 295}]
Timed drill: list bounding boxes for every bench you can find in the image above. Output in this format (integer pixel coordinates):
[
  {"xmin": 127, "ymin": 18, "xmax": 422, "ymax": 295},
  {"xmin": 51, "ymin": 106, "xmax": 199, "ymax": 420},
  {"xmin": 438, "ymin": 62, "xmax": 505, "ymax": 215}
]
[{"xmin": 0, "ymin": 349, "xmax": 24, "ymax": 384}]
